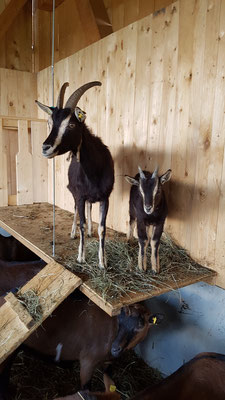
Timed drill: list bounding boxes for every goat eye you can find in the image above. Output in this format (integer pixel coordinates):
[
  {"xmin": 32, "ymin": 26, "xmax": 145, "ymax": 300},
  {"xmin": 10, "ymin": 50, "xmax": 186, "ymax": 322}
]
[{"xmin": 69, "ymin": 123, "xmax": 75, "ymax": 129}]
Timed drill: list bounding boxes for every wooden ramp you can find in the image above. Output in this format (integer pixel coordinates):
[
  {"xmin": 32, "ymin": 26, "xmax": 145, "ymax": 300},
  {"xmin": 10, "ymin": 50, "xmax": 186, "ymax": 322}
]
[
  {"xmin": 0, "ymin": 261, "xmax": 81, "ymax": 364},
  {"xmin": 0, "ymin": 203, "xmax": 217, "ymax": 318}
]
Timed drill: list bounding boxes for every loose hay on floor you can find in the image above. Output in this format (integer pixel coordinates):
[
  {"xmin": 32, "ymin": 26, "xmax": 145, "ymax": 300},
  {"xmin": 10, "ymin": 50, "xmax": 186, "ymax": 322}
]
[
  {"xmin": 10, "ymin": 349, "xmax": 162, "ymax": 400},
  {"xmin": 61, "ymin": 233, "xmax": 211, "ymax": 302}
]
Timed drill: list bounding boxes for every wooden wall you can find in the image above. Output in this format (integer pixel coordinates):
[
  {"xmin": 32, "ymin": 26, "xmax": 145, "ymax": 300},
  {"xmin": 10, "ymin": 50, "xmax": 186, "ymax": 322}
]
[
  {"xmin": 0, "ymin": 68, "xmax": 48, "ymax": 204},
  {"xmin": 37, "ymin": 0, "xmax": 225, "ymax": 288},
  {"xmin": 38, "ymin": 0, "xmax": 174, "ymax": 71},
  {"xmin": 0, "ymin": 1, "xmax": 32, "ymax": 72},
  {"xmin": 0, "ymin": 0, "xmax": 174, "ymax": 73}
]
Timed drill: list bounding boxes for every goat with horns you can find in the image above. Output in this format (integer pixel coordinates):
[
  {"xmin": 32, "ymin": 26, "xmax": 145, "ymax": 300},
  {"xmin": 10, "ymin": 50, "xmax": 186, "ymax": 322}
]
[{"xmin": 36, "ymin": 81, "xmax": 114, "ymax": 269}]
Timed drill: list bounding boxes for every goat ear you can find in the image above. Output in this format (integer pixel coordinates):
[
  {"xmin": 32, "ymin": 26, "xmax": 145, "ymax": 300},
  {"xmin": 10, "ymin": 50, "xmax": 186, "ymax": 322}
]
[
  {"xmin": 160, "ymin": 169, "xmax": 172, "ymax": 185},
  {"xmin": 125, "ymin": 175, "xmax": 139, "ymax": 186},
  {"xmin": 35, "ymin": 100, "xmax": 53, "ymax": 116},
  {"xmin": 149, "ymin": 313, "xmax": 164, "ymax": 325},
  {"xmin": 103, "ymin": 373, "xmax": 117, "ymax": 393},
  {"xmin": 75, "ymin": 106, "xmax": 86, "ymax": 122}
]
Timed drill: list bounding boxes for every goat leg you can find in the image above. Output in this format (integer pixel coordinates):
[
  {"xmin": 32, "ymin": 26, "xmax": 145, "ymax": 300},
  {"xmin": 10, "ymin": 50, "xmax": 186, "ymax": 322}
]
[
  {"xmin": 77, "ymin": 199, "xmax": 86, "ymax": 263},
  {"xmin": 98, "ymin": 200, "xmax": 109, "ymax": 269},
  {"xmin": 86, "ymin": 201, "xmax": 93, "ymax": 237},
  {"xmin": 70, "ymin": 198, "xmax": 77, "ymax": 239},
  {"xmin": 150, "ymin": 224, "xmax": 163, "ymax": 273},
  {"xmin": 137, "ymin": 222, "xmax": 148, "ymax": 271}
]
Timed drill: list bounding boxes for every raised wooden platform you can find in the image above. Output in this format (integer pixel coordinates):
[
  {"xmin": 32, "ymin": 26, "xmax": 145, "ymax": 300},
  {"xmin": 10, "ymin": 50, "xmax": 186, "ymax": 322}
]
[{"xmin": 0, "ymin": 203, "xmax": 217, "ymax": 317}]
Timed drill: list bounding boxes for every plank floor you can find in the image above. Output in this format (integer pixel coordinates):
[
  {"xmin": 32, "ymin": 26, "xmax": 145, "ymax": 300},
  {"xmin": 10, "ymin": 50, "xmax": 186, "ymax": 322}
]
[{"xmin": 0, "ymin": 203, "xmax": 217, "ymax": 317}]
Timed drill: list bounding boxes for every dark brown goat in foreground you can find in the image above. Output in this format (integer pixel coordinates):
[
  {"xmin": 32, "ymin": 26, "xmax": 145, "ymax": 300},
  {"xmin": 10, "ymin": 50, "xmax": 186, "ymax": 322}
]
[
  {"xmin": 54, "ymin": 352, "xmax": 225, "ymax": 400},
  {"xmin": 36, "ymin": 81, "xmax": 114, "ymax": 269},
  {"xmin": 0, "ymin": 261, "xmax": 163, "ymax": 399},
  {"xmin": 54, "ymin": 373, "xmax": 121, "ymax": 400},
  {"xmin": 125, "ymin": 166, "xmax": 171, "ymax": 273},
  {"xmin": 130, "ymin": 352, "xmax": 225, "ymax": 400},
  {"xmin": 24, "ymin": 292, "xmax": 163, "ymax": 388},
  {"xmin": 0, "ymin": 234, "xmax": 40, "ymax": 262}
]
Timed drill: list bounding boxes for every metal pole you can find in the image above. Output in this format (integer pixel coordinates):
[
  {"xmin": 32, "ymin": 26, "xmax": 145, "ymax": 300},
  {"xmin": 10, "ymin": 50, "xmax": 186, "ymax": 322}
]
[{"xmin": 51, "ymin": 0, "xmax": 56, "ymax": 257}]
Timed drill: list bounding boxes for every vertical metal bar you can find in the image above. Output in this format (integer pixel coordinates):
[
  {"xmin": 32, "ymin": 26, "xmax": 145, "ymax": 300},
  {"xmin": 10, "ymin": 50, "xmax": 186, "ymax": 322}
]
[
  {"xmin": 52, "ymin": 0, "xmax": 56, "ymax": 257},
  {"xmin": 31, "ymin": 0, "xmax": 37, "ymax": 73}
]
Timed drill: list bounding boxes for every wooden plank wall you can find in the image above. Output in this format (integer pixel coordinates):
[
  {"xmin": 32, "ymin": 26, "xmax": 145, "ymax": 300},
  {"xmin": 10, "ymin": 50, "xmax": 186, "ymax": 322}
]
[
  {"xmin": 36, "ymin": 0, "xmax": 225, "ymax": 288},
  {"xmin": 37, "ymin": 0, "xmax": 175, "ymax": 71},
  {"xmin": 0, "ymin": 68, "xmax": 48, "ymax": 204},
  {"xmin": 0, "ymin": 1, "xmax": 32, "ymax": 72}
]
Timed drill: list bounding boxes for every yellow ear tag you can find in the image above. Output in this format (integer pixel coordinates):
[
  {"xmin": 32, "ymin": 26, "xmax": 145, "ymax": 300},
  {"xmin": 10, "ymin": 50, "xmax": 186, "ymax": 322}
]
[
  {"xmin": 110, "ymin": 385, "xmax": 116, "ymax": 392},
  {"xmin": 152, "ymin": 316, "xmax": 157, "ymax": 324},
  {"xmin": 75, "ymin": 107, "xmax": 86, "ymax": 122}
]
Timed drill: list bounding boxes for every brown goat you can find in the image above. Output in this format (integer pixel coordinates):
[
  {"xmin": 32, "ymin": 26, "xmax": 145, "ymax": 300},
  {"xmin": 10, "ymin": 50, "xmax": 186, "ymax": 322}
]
[
  {"xmin": 0, "ymin": 234, "xmax": 40, "ymax": 262},
  {"xmin": 0, "ymin": 259, "xmax": 46, "ymax": 296},
  {"xmin": 54, "ymin": 374, "xmax": 121, "ymax": 400},
  {"xmin": 24, "ymin": 292, "xmax": 163, "ymax": 388},
  {"xmin": 130, "ymin": 352, "xmax": 225, "ymax": 400}
]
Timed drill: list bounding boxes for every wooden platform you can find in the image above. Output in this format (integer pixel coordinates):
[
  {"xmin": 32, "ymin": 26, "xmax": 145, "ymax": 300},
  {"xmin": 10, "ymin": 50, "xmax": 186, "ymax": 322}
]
[{"xmin": 0, "ymin": 203, "xmax": 217, "ymax": 318}]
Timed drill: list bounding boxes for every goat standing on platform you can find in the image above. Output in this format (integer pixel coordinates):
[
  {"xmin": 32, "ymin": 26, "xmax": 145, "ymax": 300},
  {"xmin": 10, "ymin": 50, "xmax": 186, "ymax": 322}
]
[
  {"xmin": 125, "ymin": 166, "xmax": 171, "ymax": 273},
  {"xmin": 36, "ymin": 81, "xmax": 114, "ymax": 269}
]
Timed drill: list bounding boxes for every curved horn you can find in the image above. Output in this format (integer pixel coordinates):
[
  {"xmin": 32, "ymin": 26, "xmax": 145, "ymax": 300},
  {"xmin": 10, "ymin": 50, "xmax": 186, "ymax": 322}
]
[
  {"xmin": 152, "ymin": 166, "xmax": 159, "ymax": 179},
  {"xmin": 138, "ymin": 166, "xmax": 146, "ymax": 180},
  {"xmin": 56, "ymin": 82, "xmax": 69, "ymax": 108},
  {"xmin": 65, "ymin": 81, "xmax": 102, "ymax": 110}
]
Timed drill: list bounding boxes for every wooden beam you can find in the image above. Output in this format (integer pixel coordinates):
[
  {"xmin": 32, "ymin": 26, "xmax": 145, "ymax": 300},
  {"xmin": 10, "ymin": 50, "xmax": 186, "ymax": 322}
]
[
  {"xmin": 89, "ymin": 0, "xmax": 113, "ymax": 37},
  {"xmin": 38, "ymin": 0, "xmax": 65, "ymax": 12},
  {"xmin": 0, "ymin": 0, "xmax": 28, "ymax": 40},
  {"xmin": 74, "ymin": 0, "xmax": 101, "ymax": 44}
]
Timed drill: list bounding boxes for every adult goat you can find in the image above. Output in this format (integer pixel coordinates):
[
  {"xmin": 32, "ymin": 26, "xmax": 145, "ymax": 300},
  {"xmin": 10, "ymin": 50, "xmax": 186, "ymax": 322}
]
[{"xmin": 36, "ymin": 81, "xmax": 114, "ymax": 269}]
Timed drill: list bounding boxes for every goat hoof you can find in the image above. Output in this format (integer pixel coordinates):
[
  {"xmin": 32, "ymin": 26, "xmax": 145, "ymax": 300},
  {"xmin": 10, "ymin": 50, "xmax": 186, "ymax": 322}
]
[{"xmin": 70, "ymin": 233, "xmax": 77, "ymax": 239}]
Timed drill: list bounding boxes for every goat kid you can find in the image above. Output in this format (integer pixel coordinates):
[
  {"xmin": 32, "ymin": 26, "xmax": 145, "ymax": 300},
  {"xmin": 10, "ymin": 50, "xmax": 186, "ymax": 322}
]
[
  {"xmin": 36, "ymin": 81, "xmax": 114, "ymax": 269},
  {"xmin": 130, "ymin": 352, "xmax": 225, "ymax": 400},
  {"xmin": 125, "ymin": 166, "xmax": 171, "ymax": 273}
]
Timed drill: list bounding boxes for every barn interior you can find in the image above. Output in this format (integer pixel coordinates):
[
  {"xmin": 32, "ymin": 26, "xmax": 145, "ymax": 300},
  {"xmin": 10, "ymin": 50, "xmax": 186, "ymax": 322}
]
[{"xmin": 0, "ymin": 0, "xmax": 225, "ymax": 398}]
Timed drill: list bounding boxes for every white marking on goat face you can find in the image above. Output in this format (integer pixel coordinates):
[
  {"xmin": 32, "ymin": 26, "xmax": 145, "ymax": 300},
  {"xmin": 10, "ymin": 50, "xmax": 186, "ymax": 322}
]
[
  {"xmin": 140, "ymin": 177, "xmax": 159, "ymax": 215},
  {"xmin": 43, "ymin": 114, "xmax": 71, "ymax": 158},
  {"xmin": 55, "ymin": 343, "xmax": 63, "ymax": 362}
]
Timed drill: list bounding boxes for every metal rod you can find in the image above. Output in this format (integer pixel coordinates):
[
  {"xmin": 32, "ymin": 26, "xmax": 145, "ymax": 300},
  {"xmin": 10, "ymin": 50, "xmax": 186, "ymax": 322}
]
[{"xmin": 51, "ymin": 0, "xmax": 56, "ymax": 257}]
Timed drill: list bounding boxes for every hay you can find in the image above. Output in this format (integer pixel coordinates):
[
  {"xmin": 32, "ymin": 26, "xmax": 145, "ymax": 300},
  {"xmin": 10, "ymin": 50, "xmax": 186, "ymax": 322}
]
[
  {"xmin": 17, "ymin": 289, "xmax": 43, "ymax": 322},
  {"xmin": 62, "ymin": 233, "xmax": 209, "ymax": 302},
  {"xmin": 10, "ymin": 349, "xmax": 162, "ymax": 400}
]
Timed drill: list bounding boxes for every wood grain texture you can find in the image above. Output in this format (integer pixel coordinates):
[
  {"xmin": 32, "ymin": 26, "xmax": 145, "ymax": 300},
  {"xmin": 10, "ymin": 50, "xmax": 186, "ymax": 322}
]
[
  {"xmin": 0, "ymin": 119, "xmax": 8, "ymax": 206},
  {"xmin": 16, "ymin": 120, "xmax": 33, "ymax": 205}
]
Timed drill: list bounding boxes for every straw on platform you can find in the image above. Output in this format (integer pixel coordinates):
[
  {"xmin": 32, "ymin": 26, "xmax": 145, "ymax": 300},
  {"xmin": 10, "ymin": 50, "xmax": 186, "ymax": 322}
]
[
  {"xmin": 17, "ymin": 289, "xmax": 43, "ymax": 322},
  {"xmin": 62, "ymin": 232, "xmax": 209, "ymax": 302}
]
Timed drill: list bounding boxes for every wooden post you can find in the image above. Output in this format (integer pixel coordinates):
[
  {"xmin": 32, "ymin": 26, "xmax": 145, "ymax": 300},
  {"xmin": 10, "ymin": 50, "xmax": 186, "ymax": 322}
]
[
  {"xmin": 0, "ymin": 119, "xmax": 8, "ymax": 206},
  {"xmin": 16, "ymin": 120, "xmax": 33, "ymax": 205}
]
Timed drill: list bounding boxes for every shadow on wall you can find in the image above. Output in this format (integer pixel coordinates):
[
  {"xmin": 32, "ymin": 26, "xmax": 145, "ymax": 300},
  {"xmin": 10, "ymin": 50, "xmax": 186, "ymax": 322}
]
[{"xmin": 114, "ymin": 145, "xmax": 221, "ymax": 222}]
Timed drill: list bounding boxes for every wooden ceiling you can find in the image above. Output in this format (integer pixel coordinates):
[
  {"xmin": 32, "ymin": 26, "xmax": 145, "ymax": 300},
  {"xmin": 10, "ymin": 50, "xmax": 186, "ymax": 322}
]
[{"xmin": 0, "ymin": 0, "xmax": 112, "ymax": 42}]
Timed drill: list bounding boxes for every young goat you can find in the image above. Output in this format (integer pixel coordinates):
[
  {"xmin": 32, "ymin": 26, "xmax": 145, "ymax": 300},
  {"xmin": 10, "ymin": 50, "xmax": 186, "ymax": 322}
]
[
  {"xmin": 125, "ymin": 166, "xmax": 171, "ymax": 273},
  {"xmin": 36, "ymin": 81, "xmax": 114, "ymax": 269}
]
